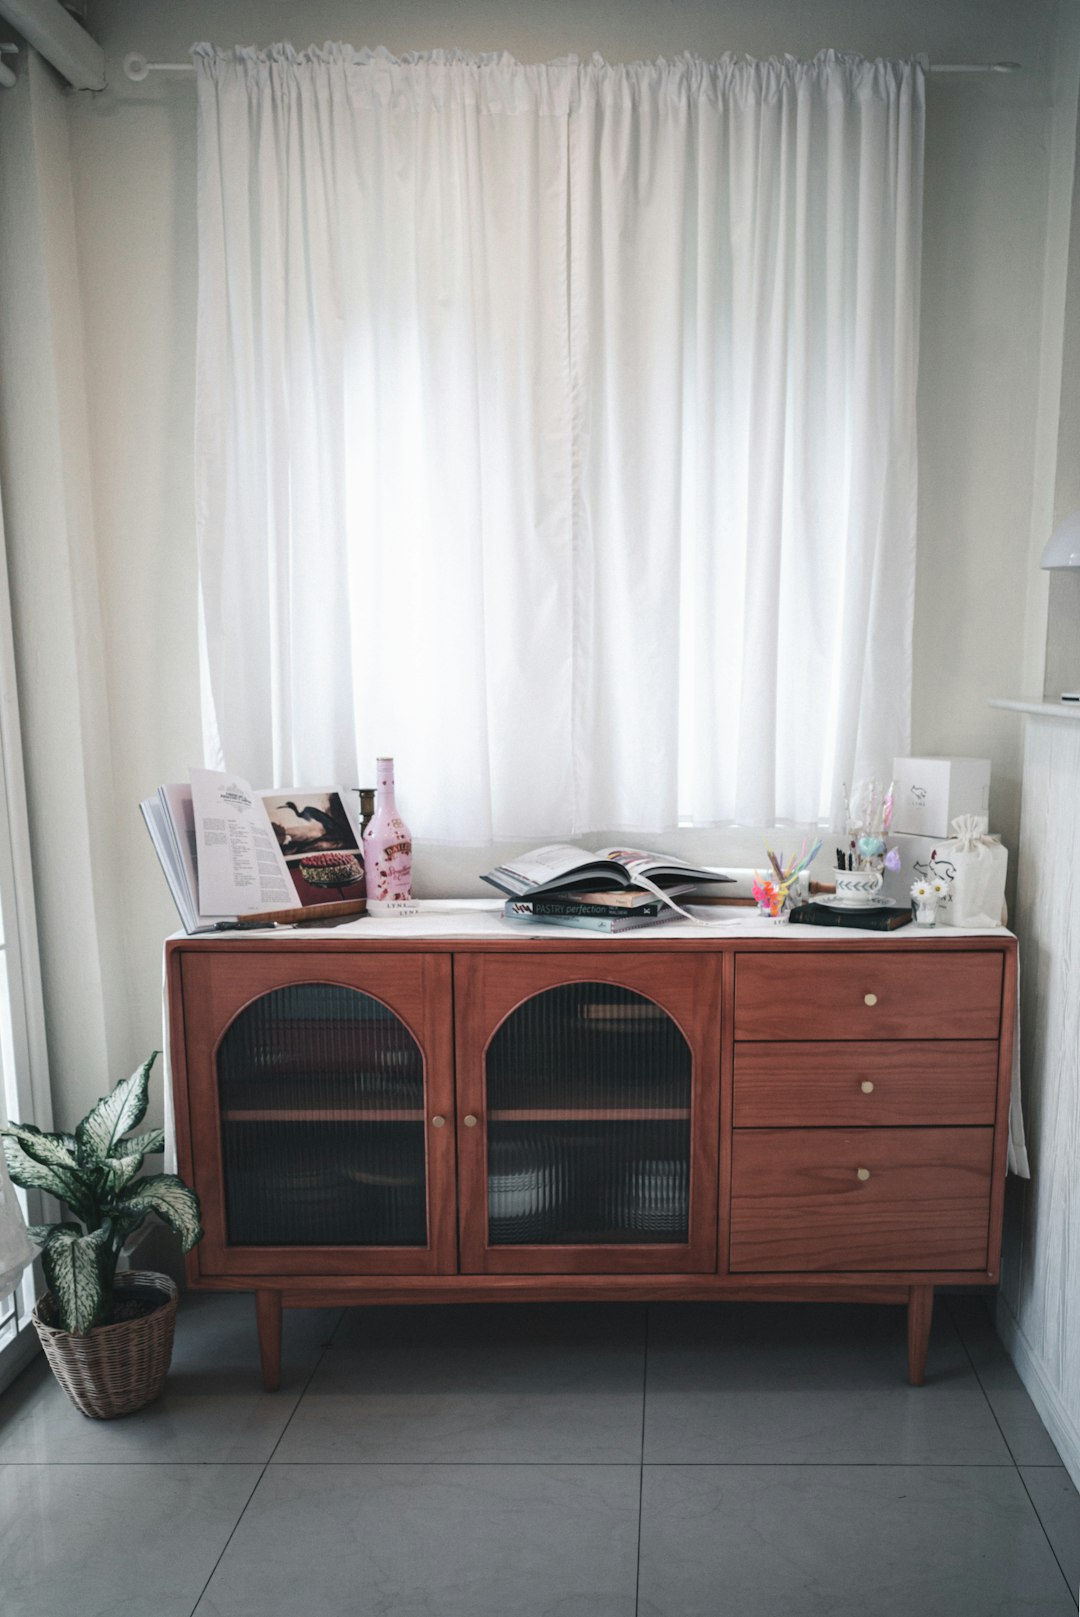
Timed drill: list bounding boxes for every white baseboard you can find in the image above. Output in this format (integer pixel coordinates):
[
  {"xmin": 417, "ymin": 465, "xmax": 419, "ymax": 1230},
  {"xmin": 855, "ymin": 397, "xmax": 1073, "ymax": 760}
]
[{"xmin": 996, "ymin": 1292, "xmax": 1080, "ymax": 1489}]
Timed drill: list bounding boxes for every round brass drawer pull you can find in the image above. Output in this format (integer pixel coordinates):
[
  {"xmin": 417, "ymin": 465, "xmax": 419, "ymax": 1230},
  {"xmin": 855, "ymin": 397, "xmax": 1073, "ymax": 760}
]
[
  {"xmin": 864, "ymin": 993, "xmax": 878, "ymax": 1007},
  {"xmin": 857, "ymin": 1167, "xmax": 871, "ymax": 1181},
  {"xmin": 431, "ymin": 1115, "xmax": 446, "ymax": 1128},
  {"xmin": 463, "ymin": 1114, "xmax": 479, "ymax": 1128},
  {"xmin": 860, "ymin": 1080, "xmax": 875, "ymax": 1094}
]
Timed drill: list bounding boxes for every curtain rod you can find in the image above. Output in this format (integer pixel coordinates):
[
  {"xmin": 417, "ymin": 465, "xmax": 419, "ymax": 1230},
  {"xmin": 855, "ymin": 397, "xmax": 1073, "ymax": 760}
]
[{"xmin": 121, "ymin": 52, "xmax": 1021, "ymax": 83}]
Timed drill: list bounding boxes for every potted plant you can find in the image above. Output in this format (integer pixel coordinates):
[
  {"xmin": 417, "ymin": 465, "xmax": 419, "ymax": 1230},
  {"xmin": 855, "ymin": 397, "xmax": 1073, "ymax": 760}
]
[{"xmin": 1, "ymin": 1051, "xmax": 202, "ymax": 1419}]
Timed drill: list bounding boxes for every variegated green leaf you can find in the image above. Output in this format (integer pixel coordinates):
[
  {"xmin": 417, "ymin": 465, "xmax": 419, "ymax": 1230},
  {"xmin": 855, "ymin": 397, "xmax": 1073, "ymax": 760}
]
[
  {"xmin": 112, "ymin": 1128, "xmax": 165, "ymax": 1159},
  {"xmin": 0, "ymin": 1123, "xmax": 78, "ymax": 1171},
  {"xmin": 41, "ymin": 1226, "xmax": 108, "ymax": 1334},
  {"xmin": 75, "ymin": 1053, "xmax": 156, "ymax": 1165},
  {"xmin": 27, "ymin": 1220, "xmax": 80, "ymax": 1248},
  {"xmin": 2, "ymin": 1135, "xmax": 93, "ymax": 1220},
  {"xmin": 112, "ymin": 1173, "xmax": 202, "ymax": 1251},
  {"xmin": 95, "ymin": 1153, "xmax": 144, "ymax": 1198}
]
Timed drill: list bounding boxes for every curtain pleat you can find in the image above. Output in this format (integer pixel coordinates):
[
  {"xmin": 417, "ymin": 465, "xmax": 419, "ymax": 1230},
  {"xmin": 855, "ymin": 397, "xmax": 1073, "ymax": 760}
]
[{"xmin": 194, "ymin": 46, "xmax": 924, "ymax": 838}]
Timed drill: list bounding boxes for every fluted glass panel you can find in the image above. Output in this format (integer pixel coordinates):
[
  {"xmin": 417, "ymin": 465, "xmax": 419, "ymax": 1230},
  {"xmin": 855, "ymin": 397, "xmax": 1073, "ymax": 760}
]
[
  {"xmin": 217, "ymin": 983, "xmax": 426, "ymax": 1246},
  {"xmin": 486, "ymin": 983, "xmax": 691, "ymax": 1245}
]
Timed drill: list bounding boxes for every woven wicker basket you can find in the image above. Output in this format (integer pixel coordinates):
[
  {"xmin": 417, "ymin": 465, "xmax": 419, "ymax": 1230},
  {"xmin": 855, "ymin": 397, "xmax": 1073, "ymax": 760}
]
[{"xmin": 32, "ymin": 1270, "xmax": 179, "ymax": 1420}]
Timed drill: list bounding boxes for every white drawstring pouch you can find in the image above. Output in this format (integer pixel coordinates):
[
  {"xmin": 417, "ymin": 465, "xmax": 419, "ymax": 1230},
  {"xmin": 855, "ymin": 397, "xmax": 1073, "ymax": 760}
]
[{"xmin": 940, "ymin": 815, "xmax": 1009, "ymax": 927}]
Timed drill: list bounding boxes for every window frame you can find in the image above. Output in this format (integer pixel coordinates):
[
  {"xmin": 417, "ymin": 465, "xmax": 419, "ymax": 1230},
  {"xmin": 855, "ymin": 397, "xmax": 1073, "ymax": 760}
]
[{"xmin": 0, "ymin": 486, "xmax": 54, "ymax": 1393}]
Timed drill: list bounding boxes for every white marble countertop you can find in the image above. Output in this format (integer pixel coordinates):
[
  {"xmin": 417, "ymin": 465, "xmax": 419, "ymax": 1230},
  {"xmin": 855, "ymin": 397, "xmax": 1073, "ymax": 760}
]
[{"xmin": 170, "ymin": 898, "xmax": 1012, "ymax": 944}]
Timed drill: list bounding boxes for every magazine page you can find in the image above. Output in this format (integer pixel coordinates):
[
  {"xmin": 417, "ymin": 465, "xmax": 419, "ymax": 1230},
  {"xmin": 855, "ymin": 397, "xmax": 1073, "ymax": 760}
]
[
  {"xmin": 594, "ymin": 847, "xmax": 731, "ymax": 886},
  {"xmin": 190, "ymin": 768, "xmax": 294, "ymax": 916},
  {"xmin": 159, "ymin": 784, "xmax": 234, "ymax": 926},
  {"xmin": 256, "ymin": 789, "xmax": 365, "ymax": 909},
  {"xmin": 482, "ymin": 844, "xmax": 605, "ymax": 897},
  {"xmin": 140, "ymin": 798, "xmax": 199, "ymax": 934}
]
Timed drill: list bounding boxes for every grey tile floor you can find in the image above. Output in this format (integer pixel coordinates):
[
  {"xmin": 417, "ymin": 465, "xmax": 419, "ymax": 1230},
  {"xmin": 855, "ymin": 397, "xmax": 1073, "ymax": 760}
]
[{"xmin": 0, "ymin": 1291, "xmax": 1077, "ymax": 1616}]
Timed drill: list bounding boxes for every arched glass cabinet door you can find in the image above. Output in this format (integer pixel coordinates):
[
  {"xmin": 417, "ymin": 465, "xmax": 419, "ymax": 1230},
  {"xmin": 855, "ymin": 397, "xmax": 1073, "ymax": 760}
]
[
  {"xmin": 217, "ymin": 983, "xmax": 427, "ymax": 1248},
  {"xmin": 456, "ymin": 955, "xmax": 722, "ymax": 1275},
  {"xmin": 178, "ymin": 952, "xmax": 456, "ymax": 1277}
]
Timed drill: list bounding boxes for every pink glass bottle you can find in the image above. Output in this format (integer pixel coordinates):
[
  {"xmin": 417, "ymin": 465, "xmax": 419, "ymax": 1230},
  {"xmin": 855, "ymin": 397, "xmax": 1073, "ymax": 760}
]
[{"xmin": 362, "ymin": 757, "xmax": 413, "ymax": 902}]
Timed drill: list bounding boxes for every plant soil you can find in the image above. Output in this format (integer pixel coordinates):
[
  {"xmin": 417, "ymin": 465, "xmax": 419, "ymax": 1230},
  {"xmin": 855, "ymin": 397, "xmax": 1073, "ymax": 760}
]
[
  {"xmin": 39, "ymin": 1285, "xmax": 169, "ymax": 1332},
  {"xmin": 105, "ymin": 1296, "xmax": 162, "ymax": 1325}
]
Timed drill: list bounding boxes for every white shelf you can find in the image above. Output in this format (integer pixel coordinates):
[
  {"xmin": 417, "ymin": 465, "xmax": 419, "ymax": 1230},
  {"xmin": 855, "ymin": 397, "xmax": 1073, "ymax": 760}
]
[{"xmin": 989, "ymin": 698, "xmax": 1080, "ymax": 720}]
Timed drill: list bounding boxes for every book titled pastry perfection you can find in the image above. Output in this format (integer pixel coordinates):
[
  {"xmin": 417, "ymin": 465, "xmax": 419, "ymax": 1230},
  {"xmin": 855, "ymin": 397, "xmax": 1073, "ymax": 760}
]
[{"xmin": 502, "ymin": 900, "xmax": 669, "ymax": 934}]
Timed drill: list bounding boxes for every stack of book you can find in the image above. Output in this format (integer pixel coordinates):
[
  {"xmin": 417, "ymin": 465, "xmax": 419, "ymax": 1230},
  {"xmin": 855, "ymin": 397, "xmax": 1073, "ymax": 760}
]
[
  {"xmin": 482, "ymin": 844, "xmax": 732, "ymax": 932},
  {"xmin": 504, "ymin": 888, "xmax": 674, "ymax": 934}
]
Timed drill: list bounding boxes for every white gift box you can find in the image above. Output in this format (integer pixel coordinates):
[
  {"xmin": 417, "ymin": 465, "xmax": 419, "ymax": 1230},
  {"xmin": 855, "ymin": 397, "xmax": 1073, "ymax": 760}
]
[{"xmin": 891, "ymin": 755, "xmax": 991, "ymax": 839}]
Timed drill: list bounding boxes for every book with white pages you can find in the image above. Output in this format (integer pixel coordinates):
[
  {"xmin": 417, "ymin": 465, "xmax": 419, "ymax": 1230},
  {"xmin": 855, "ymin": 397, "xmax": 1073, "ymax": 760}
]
[
  {"xmin": 482, "ymin": 843, "xmax": 732, "ymax": 919},
  {"xmin": 141, "ymin": 771, "xmax": 366, "ymax": 933}
]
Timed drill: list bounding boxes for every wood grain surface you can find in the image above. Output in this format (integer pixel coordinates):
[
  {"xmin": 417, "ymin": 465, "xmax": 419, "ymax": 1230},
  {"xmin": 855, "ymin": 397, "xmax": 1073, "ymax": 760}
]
[
  {"xmin": 733, "ymin": 950, "xmax": 1004, "ymax": 1040},
  {"xmin": 730, "ymin": 1126, "xmax": 994, "ymax": 1272},
  {"xmin": 733, "ymin": 1040, "xmax": 999, "ymax": 1127}
]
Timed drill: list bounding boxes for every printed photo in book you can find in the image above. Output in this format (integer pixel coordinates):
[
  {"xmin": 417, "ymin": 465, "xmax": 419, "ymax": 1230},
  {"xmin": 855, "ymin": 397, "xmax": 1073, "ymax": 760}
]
[{"xmin": 262, "ymin": 792, "xmax": 366, "ymax": 904}]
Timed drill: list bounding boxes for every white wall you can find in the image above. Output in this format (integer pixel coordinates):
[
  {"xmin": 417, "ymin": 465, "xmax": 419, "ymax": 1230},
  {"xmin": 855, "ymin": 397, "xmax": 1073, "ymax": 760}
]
[{"xmin": 1, "ymin": 0, "xmax": 1072, "ymax": 1123}]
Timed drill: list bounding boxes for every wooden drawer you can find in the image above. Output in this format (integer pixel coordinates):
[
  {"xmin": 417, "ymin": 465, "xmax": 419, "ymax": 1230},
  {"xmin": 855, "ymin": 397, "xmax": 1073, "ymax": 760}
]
[
  {"xmin": 729, "ymin": 1127, "xmax": 993, "ymax": 1272},
  {"xmin": 732, "ymin": 1041, "xmax": 999, "ymax": 1127},
  {"xmin": 734, "ymin": 952, "xmax": 1003, "ymax": 1041}
]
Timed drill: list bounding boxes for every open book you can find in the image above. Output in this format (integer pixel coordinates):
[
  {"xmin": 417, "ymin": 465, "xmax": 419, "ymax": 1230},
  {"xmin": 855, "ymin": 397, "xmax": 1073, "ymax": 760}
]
[
  {"xmin": 482, "ymin": 844, "xmax": 732, "ymax": 918},
  {"xmin": 141, "ymin": 769, "xmax": 365, "ymax": 933}
]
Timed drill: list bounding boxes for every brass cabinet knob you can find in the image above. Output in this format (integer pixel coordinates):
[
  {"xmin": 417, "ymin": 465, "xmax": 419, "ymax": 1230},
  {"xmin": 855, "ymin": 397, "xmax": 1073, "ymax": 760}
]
[
  {"xmin": 857, "ymin": 1167, "xmax": 871, "ymax": 1181},
  {"xmin": 860, "ymin": 1080, "xmax": 875, "ymax": 1094},
  {"xmin": 463, "ymin": 1114, "xmax": 478, "ymax": 1128},
  {"xmin": 863, "ymin": 993, "xmax": 878, "ymax": 1006},
  {"xmin": 431, "ymin": 1115, "xmax": 446, "ymax": 1128}
]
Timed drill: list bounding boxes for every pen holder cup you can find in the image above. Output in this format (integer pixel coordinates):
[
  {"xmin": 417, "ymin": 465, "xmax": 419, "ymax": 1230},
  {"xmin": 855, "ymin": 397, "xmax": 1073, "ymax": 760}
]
[{"xmin": 832, "ymin": 868, "xmax": 883, "ymax": 904}]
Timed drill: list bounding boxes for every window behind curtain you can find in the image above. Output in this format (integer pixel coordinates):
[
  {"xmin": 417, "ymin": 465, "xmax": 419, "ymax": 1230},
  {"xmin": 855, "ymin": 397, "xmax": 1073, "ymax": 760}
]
[{"xmin": 194, "ymin": 47, "xmax": 923, "ymax": 839}]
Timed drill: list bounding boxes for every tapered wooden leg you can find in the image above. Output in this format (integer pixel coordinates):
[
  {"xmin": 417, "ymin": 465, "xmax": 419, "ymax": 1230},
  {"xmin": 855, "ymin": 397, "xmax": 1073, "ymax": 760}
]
[
  {"xmin": 255, "ymin": 1289, "xmax": 282, "ymax": 1392},
  {"xmin": 907, "ymin": 1285, "xmax": 934, "ymax": 1386}
]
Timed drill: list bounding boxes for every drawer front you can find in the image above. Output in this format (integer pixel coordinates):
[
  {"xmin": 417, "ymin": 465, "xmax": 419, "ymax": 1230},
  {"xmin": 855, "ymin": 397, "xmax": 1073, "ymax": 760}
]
[
  {"xmin": 730, "ymin": 1128, "xmax": 993, "ymax": 1272},
  {"xmin": 732, "ymin": 1041, "xmax": 999, "ymax": 1127},
  {"xmin": 734, "ymin": 952, "xmax": 1003, "ymax": 1041}
]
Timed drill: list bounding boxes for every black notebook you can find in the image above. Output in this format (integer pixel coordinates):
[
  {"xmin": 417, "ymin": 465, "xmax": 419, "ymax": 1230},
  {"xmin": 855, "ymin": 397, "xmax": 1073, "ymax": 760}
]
[{"xmin": 788, "ymin": 901, "xmax": 913, "ymax": 932}]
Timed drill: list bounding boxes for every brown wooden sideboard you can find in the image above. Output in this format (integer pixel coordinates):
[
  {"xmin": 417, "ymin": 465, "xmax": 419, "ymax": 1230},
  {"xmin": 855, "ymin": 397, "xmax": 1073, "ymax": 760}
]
[{"xmin": 165, "ymin": 930, "xmax": 1017, "ymax": 1390}]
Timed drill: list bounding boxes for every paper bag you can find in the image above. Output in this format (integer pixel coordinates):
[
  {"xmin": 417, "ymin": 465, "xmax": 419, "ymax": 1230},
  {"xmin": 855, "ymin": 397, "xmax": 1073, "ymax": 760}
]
[{"xmin": 940, "ymin": 815, "xmax": 1008, "ymax": 928}]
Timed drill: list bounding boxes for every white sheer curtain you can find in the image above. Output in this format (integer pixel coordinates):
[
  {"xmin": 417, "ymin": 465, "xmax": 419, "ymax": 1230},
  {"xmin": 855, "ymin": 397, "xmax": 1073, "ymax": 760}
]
[{"xmin": 194, "ymin": 46, "xmax": 924, "ymax": 839}]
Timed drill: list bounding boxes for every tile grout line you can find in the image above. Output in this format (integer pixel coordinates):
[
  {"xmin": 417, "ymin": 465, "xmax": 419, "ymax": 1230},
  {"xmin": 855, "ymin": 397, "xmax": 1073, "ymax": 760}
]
[
  {"xmin": 0, "ymin": 1458, "xmax": 1053, "ymax": 1468},
  {"xmin": 633, "ymin": 1305, "xmax": 649, "ymax": 1617},
  {"xmin": 263, "ymin": 1306, "xmax": 349, "ymax": 1468},
  {"xmin": 944, "ymin": 1294, "xmax": 1022, "ymax": 1465},
  {"xmin": 1013, "ymin": 1468, "xmax": 1080, "ymax": 1611},
  {"xmin": 186, "ymin": 1304, "xmax": 345, "ymax": 1617},
  {"xmin": 946, "ymin": 1295, "xmax": 1077, "ymax": 1606},
  {"xmin": 186, "ymin": 1463, "xmax": 265, "ymax": 1617}
]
